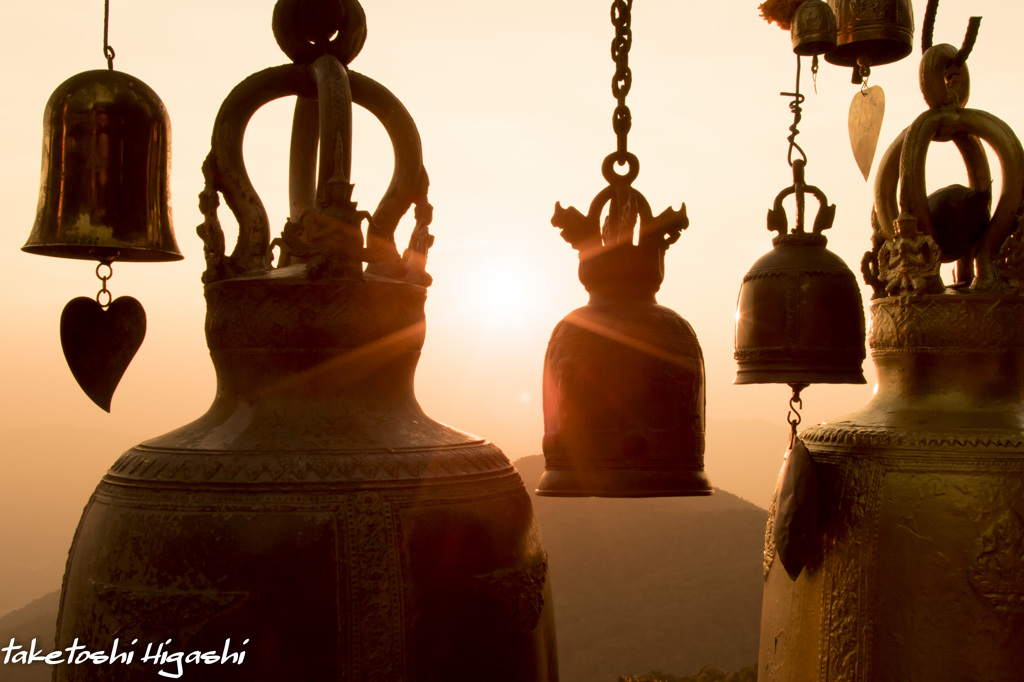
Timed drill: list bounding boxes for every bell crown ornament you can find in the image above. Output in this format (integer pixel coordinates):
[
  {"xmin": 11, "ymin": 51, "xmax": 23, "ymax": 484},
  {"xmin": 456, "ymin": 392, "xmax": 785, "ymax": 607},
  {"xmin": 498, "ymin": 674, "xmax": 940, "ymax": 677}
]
[{"xmin": 24, "ymin": 68, "xmax": 180, "ymax": 263}]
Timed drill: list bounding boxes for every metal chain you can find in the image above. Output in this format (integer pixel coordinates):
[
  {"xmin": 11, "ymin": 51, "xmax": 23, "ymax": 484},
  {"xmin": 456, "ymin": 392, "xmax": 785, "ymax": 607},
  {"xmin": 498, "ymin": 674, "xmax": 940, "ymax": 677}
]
[
  {"xmin": 610, "ymin": 0, "xmax": 633, "ymax": 159},
  {"xmin": 95, "ymin": 262, "xmax": 114, "ymax": 309},
  {"xmin": 103, "ymin": 0, "xmax": 116, "ymax": 69}
]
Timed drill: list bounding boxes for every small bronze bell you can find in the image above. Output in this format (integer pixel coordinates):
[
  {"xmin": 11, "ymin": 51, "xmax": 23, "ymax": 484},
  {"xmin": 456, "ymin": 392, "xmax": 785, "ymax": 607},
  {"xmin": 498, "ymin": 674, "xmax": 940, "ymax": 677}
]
[
  {"xmin": 735, "ymin": 159, "xmax": 866, "ymax": 385},
  {"xmin": 791, "ymin": 0, "xmax": 837, "ymax": 56},
  {"xmin": 23, "ymin": 69, "xmax": 180, "ymax": 263},
  {"xmin": 825, "ymin": 0, "xmax": 914, "ymax": 70},
  {"xmin": 539, "ymin": 153, "xmax": 713, "ymax": 497}
]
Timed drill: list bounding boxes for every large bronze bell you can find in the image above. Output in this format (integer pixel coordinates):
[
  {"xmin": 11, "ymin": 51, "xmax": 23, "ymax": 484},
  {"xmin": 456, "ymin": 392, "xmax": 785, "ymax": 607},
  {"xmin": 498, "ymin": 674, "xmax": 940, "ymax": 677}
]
[
  {"xmin": 52, "ymin": 2, "xmax": 556, "ymax": 680},
  {"xmin": 735, "ymin": 159, "xmax": 866, "ymax": 385},
  {"xmin": 538, "ymin": 153, "xmax": 712, "ymax": 497},
  {"xmin": 759, "ymin": 41, "xmax": 1024, "ymax": 680},
  {"xmin": 824, "ymin": 0, "xmax": 914, "ymax": 70},
  {"xmin": 23, "ymin": 69, "xmax": 180, "ymax": 263}
]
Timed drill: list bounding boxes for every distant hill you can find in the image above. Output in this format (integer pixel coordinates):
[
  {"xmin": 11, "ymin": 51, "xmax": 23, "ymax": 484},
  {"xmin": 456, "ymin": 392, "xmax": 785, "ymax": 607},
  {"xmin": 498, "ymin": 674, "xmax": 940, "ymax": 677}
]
[
  {"xmin": 0, "ymin": 591, "xmax": 59, "ymax": 682},
  {"xmin": 0, "ymin": 426, "xmax": 142, "ymax": 617},
  {"xmin": 0, "ymin": 449, "xmax": 766, "ymax": 682},
  {"xmin": 518, "ymin": 455, "xmax": 766, "ymax": 682}
]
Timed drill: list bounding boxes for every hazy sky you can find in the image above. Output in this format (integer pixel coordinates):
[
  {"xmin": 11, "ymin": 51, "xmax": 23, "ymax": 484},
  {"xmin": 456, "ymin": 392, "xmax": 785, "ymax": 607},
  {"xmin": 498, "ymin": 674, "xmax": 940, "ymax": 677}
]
[{"xmin": 1, "ymin": 1, "xmax": 1020, "ymax": 531}]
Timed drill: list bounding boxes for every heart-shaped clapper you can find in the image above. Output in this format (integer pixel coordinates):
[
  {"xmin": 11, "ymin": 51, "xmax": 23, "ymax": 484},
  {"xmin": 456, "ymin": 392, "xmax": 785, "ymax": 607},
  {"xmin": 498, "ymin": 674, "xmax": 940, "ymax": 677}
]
[
  {"xmin": 848, "ymin": 85, "xmax": 886, "ymax": 181},
  {"xmin": 60, "ymin": 296, "xmax": 147, "ymax": 411}
]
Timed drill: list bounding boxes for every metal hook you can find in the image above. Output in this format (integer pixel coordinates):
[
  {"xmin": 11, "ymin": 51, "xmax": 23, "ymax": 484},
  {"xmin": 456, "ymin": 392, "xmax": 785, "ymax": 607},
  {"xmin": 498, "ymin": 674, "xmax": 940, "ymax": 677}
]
[{"xmin": 787, "ymin": 382, "xmax": 807, "ymax": 435}]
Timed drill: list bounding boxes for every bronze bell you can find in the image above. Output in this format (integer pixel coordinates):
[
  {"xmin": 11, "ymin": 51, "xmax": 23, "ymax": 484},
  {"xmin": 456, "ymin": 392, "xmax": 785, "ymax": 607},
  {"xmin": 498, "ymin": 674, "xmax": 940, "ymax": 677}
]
[
  {"xmin": 761, "ymin": 44, "xmax": 1024, "ymax": 677},
  {"xmin": 538, "ymin": 153, "xmax": 713, "ymax": 497},
  {"xmin": 791, "ymin": 0, "xmax": 837, "ymax": 56},
  {"xmin": 735, "ymin": 159, "xmax": 866, "ymax": 385},
  {"xmin": 52, "ymin": 2, "xmax": 557, "ymax": 679},
  {"xmin": 824, "ymin": 0, "xmax": 914, "ymax": 70},
  {"xmin": 23, "ymin": 69, "xmax": 181, "ymax": 263}
]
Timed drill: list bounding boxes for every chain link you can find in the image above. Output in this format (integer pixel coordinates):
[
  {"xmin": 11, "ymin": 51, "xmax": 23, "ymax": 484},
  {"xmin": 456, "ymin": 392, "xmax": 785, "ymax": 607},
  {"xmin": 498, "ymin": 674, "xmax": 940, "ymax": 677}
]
[
  {"xmin": 95, "ymin": 262, "xmax": 113, "ymax": 309},
  {"xmin": 610, "ymin": 0, "xmax": 633, "ymax": 159}
]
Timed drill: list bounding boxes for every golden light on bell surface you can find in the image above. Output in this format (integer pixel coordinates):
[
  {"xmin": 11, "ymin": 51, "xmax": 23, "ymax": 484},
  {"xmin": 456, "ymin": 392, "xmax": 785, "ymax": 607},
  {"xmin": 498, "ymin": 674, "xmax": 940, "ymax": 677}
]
[
  {"xmin": 734, "ymin": 237, "xmax": 866, "ymax": 385},
  {"xmin": 23, "ymin": 69, "xmax": 181, "ymax": 263}
]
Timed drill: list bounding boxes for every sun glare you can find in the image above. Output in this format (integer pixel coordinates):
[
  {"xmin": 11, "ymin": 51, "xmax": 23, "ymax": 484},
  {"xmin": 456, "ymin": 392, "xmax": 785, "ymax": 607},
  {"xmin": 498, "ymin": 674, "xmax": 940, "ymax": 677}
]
[{"xmin": 461, "ymin": 257, "xmax": 541, "ymax": 330}]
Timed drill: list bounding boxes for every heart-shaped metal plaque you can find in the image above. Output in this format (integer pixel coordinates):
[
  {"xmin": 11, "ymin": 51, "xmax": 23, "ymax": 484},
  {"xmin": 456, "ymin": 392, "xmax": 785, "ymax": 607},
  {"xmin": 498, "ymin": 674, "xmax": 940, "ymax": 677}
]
[
  {"xmin": 60, "ymin": 296, "xmax": 147, "ymax": 411},
  {"xmin": 849, "ymin": 85, "xmax": 886, "ymax": 181}
]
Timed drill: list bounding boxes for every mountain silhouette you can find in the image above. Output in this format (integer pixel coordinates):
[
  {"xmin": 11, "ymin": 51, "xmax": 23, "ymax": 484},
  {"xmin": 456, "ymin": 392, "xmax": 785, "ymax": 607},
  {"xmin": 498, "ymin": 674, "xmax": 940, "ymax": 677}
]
[{"xmin": 518, "ymin": 455, "xmax": 767, "ymax": 682}]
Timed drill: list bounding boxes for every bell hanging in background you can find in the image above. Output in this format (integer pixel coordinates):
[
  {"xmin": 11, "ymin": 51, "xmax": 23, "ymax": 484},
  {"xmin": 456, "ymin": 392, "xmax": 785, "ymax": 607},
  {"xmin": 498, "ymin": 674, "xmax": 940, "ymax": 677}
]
[
  {"xmin": 538, "ymin": 0, "xmax": 710, "ymax": 498},
  {"xmin": 790, "ymin": 0, "xmax": 837, "ymax": 56},
  {"xmin": 22, "ymin": 62, "xmax": 180, "ymax": 411},
  {"xmin": 538, "ymin": 154, "xmax": 713, "ymax": 498},
  {"xmin": 734, "ymin": 158, "xmax": 865, "ymax": 386},
  {"xmin": 825, "ymin": 0, "xmax": 914, "ymax": 79}
]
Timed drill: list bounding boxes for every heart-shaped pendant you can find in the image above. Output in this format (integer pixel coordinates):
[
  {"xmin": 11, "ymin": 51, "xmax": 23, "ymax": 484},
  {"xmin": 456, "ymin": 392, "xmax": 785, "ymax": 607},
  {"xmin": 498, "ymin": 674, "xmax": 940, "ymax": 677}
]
[
  {"xmin": 849, "ymin": 85, "xmax": 885, "ymax": 181},
  {"xmin": 60, "ymin": 296, "xmax": 147, "ymax": 411}
]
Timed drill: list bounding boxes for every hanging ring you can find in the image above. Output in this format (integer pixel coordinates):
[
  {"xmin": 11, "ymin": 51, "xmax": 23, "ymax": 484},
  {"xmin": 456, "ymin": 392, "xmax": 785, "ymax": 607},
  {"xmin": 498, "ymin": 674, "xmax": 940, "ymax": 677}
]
[
  {"xmin": 602, "ymin": 151, "xmax": 639, "ymax": 186},
  {"xmin": 95, "ymin": 262, "xmax": 113, "ymax": 282},
  {"xmin": 858, "ymin": 59, "xmax": 871, "ymax": 94}
]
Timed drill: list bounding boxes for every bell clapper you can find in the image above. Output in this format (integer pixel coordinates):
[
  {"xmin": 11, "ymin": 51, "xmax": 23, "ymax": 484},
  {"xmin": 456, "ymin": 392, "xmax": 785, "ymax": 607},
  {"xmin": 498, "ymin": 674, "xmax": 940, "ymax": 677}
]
[
  {"xmin": 58, "ymin": 258, "xmax": 148, "ymax": 412},
  {"xmin": 847, "ymin": 57, "xmax": 887, "ymax": 181}
]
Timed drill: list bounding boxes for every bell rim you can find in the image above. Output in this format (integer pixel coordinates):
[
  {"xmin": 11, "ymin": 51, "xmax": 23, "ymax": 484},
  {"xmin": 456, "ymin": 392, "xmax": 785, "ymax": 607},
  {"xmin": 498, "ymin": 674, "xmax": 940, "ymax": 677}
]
[
  {"xmin": 823, "ymin": 33, "xmax": 914, "ymax": 67},
  {"xmin": 21, "ymin": 243, "xmax": 183, "ymax": 263},
  {"xmin": 733, "ymin": 369, "xmax": 867, "ymax": 385},
  {"xmin": 535, "ymin": 467, "xmax": 714, "ymax": 498}
]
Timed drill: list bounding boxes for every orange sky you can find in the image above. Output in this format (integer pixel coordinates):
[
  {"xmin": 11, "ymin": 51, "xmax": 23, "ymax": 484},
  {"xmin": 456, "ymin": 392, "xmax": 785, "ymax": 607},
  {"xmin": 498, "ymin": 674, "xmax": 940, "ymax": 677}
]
[{"xmin": 1, "ymin": 0, "xmax": 1020, "ymax": 518}]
